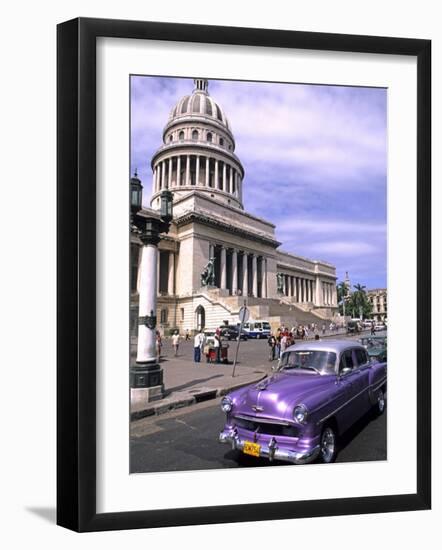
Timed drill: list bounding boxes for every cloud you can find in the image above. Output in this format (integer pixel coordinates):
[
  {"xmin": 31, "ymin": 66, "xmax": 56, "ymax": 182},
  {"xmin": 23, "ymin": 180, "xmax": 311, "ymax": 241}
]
[{"xmin": 131, "ymin": 76, "xmax": 387, "ymax": 288}]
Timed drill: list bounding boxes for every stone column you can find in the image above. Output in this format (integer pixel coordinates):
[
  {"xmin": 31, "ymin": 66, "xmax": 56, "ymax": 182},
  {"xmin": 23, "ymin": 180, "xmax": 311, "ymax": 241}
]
[
  {"xmin": 232, "ymin": 249, "xmax": 238, "ymax": 295},
  {"xmin": 215, "ymin": 159, "xmax": 219, "ymax": 189},
  {"xmin": 168, "ymin": 158, "xmax": 172, "ymax": 187},
  {"xmin": 186, "ymin": 155, "xmax": 190, "ymax": 186},
  {"xmin": 177, "ymin": 156, "xmax": 181, "ymax": 186},
  {"xmin": 161, "ymin": 161, "xmax": 166, "ymax": 190},
  {"xmin": 220, "ymin": 247, "xmax": 227, "ymax": 289},
  {"xmin": 302, "ymin": 278, "xmax": 306, "ymax": 302},
  {"xmin": 168, "ymin": 251, "xmax": 175, "ymax": 295},
  {"xmin": 205, "ymin": 157, "xmax": 209, "ymax": 187},
  {"xmin": 262, "ymin": 258, "xmax": 268, "ymax": 298},
  {"xmin": 229, "ymin": 166, "xmax": 233, "ymax": 194},
  {"xmin": 136, "ymin": 244, "xmax": 158, "ymax": 363},
  {"xmin": 242, "ymin": 253, "xmax": 248, "ymax": 297},
  {"xmin": 315, "ymin": 277, "xmax": 321, "ymax": 306},
  {"xmin": 196, "ymin": 155, "xmax": 200, "ymax": 186},
  {"xmin": 223, "ymin": 162, "xmax": 227, "ymax": 192},
  {"xmin": 252, "ymin": 255, "xmax": 258, "ymax": 297}
]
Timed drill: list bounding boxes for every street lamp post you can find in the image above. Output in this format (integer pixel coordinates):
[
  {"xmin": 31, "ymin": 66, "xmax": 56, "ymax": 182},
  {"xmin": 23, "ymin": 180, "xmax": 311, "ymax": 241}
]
[{"xmin": 130, "ymin": 172, "xmax": 173, "ymax": 405}]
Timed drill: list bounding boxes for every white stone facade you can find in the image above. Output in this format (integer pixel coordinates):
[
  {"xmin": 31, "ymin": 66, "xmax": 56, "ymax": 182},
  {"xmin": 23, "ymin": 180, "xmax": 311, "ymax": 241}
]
[
  {"xmin": 367, "ymin": 288, "xmax": 388, "ymax": 322},
  {"xmin": 131, "ymin": 79, "xmax": 338, "ymax": 334}
]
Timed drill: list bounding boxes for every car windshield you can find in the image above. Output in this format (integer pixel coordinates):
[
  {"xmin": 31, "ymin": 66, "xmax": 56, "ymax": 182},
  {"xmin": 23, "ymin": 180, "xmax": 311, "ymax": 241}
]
[{"xmin": 279, "ymin": 350, "xmax": 337, "ymax": 375}]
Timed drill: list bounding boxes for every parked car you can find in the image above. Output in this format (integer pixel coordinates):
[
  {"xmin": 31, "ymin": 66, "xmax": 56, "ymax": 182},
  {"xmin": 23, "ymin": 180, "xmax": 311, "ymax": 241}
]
[
  {"xmin": 374, "ymin": 322, "xmax": 387, "ymax": 332},
  {"xmin": 359, "ymin": 336, "xmax": 387, "ymax": 363},
  {"xmin": 346, "ymin": 320, "xmax": 361, "ymax": 334},
  {"xmin": 219, "ymin": 325, "xmax": 248, "ymax": 341},
  {"xmin": 242, "ymin": 320, "xmax": 271, "ymax": 339},
  {"xmin": 219, "ymin": 340, "xmax": 387, "ymax": 465}
]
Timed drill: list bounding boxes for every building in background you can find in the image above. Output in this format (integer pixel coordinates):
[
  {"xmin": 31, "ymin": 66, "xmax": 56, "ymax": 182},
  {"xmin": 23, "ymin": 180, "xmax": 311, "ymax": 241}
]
[
  {"xmin": 131, "ymin": 79, "xmax": 338, "ymax": 334},
  {"xmin": 367, "ymin": 288, "xmax": 388, "ymax": 322}
]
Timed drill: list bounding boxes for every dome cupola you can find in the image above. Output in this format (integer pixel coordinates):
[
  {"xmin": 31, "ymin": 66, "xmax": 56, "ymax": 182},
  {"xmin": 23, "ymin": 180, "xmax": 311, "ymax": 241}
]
[{"xmin": 150, "ymin": 78, "xmax": 245, "ymax": 210}]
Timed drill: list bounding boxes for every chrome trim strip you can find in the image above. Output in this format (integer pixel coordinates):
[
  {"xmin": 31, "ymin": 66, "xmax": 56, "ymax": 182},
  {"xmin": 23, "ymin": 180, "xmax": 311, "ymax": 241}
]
[
  {"xmin": 318, "ymin": 387, "xmax": 370, "ymax": 424},
  {"xmin": 317, "ymin": 375, "xmax": 387, "ymax": 424},
  {"xmin": 233, "ymin": 413, "xmax": 290, "ymax": 426}
]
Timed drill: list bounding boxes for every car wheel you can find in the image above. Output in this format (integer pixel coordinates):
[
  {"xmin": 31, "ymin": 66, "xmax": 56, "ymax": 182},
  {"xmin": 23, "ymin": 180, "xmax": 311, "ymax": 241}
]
[
  {"xmin": 319, "ymin": 425, "xmax": 337, "ymax": 464},
  {"xmin": 374, "ymin": 388, "xmax": 386, "ymax": 416}
]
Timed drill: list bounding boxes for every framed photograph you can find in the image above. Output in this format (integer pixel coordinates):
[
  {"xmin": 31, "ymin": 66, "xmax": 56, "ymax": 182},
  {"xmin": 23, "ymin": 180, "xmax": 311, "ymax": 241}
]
[{"xmin": 57, "ymin": 17, "xmax": 431, "ymax": 532}]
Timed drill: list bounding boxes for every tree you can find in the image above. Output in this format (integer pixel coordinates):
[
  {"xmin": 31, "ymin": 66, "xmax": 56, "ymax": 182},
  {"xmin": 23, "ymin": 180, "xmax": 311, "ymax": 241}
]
[
  {"xmin": 336, "ymin": 281, "xmax": 349, "ymax": 316},
  {"xmin": 349, "ymin": 283, "xmax": 372, "ymax": 319}
]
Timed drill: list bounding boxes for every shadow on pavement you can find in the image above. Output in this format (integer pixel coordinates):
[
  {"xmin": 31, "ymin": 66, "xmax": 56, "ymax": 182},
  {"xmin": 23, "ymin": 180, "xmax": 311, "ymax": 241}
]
[{"xmin": 165, "ymin": 374, "xmax": 224, "ymax": 394}]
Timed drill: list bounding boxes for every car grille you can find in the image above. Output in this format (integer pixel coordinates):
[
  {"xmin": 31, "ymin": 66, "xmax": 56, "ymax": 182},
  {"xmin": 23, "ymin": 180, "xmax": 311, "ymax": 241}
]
[{"xmin": 233, "ymin": 417, "xmax": 300, "ymax": 437}]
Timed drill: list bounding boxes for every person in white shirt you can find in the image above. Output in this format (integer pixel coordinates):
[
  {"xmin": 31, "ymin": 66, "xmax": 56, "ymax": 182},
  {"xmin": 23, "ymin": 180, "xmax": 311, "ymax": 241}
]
[
  {"xmin": 172, "ymin": 331, "xmax": 180, "ymax": 357},
  {"xmin": 193, "ymin": 330, "xmax": 205, "ymax": 363}
]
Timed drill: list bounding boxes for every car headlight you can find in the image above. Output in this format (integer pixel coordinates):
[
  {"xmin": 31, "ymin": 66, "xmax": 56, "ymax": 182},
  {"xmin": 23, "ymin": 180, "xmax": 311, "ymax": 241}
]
[
  {"xmin": 221, "ymin": 396, "xmax": 233, "ymax": 413},
  {"xmin": 293, "ymin": 404, "xmax": 308, "ymax": 424}
]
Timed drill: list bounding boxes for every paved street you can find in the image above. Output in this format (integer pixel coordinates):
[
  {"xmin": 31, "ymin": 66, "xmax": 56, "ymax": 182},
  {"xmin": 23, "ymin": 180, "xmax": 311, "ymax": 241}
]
[
  {"xmin": 130, "ymin": 396, "xmax": 386, "ymax": 473},
  {"xmin": 130, "ymin": 333, "xmax": 386, "ymax": 473}
]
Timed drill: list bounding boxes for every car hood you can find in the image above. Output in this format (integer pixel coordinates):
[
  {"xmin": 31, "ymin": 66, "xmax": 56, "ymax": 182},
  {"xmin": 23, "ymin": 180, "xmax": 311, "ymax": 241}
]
[{"xmin": 231, "ymin": 371, "xmax": 334, "ymax": 422}]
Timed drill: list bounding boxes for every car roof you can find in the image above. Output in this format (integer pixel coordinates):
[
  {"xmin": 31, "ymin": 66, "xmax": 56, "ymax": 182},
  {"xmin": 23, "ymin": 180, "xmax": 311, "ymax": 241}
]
[{"xmin": 284, "ymin": 339, "xmax": 365, "ymax": 355}]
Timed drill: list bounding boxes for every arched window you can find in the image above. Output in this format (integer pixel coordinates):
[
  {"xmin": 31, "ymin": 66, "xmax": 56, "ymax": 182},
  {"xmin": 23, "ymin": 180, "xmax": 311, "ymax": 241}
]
[
  {"xmin": 179, "ymin": 131, "xmax": 185, "ymax": 141},
  {"xmin": 219, "ymin": 138, "xmax": 224, "ymax": 146},
  {"xmin": 216, "ymin": 104, "xmax": 223, "ymax": 121},
  {"xmin": 181, "ymin": 97, "xmax": 189, "ymax": 113},
  {"xmin": 207, "ymin": 132, "xmax": 212, "ymax": 143},
  {"xmin": 169, "ymin": 135, "xmax": 173, "ymax": 142},
  {"xmin": 192, "ymin": 94, "xmax": 200, "ymax": 113},
  {"xmin": 205, "ymin": 97, "xmax": 212, "ymax": 116},
  {"xmin": 192, "ymin": 130, "xmax": 198, "ymax": 140}
]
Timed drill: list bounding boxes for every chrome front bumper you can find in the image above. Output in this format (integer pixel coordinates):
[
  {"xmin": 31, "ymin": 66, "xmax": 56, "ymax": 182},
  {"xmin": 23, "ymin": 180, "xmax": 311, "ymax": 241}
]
[{"xmin": 219, "ymin": 428, "xmax": 320, "ymax": 465}]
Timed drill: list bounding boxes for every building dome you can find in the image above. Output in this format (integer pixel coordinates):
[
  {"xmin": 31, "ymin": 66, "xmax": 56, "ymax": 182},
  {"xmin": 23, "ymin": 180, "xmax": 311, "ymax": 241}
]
[
  {"xmin": 168, "ymin": 79, "xmax": 231, "ymax": 131},
  {"xmin": 150, "ymin": 78, "xmax": 245, "ymax": 211}
]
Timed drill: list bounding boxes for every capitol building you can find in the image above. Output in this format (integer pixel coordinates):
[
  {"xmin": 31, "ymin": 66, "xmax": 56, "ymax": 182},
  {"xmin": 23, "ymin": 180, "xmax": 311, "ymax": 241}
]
[{"xmin": 131, "ymin": 78, "xmax": 338, "ymax": 334}]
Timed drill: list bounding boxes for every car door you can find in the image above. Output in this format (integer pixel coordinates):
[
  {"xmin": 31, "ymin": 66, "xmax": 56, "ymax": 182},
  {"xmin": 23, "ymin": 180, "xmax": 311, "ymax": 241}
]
[
  {"xmin": 334, "ymin": 349, "xmax": 359, "ymax": 432},
  {"xmin": 351, "ymin": 348, "xmax": 372, "ymax": 415}
]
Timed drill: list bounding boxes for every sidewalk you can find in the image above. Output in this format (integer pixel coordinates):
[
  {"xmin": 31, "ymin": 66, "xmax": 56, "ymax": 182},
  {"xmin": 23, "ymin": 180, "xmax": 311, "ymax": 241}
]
[{"xmin": 130, "ymin": 356, "xmax": 268, "ymax": 420}]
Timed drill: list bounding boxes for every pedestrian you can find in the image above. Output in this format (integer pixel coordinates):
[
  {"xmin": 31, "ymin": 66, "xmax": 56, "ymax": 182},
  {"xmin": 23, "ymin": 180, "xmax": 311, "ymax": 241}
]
[
  {"xmin": 193, "ymin": 330, "xmax": 204, "ymax": 363},
  {"xmin": 280, "ymin": 333, "xmax": 288, "ymax": 355},
  {"xmin": 185, "ymin": 329, "xmax": 190, "ymax": 341},
  {"xmin": 172, "ymin": 330, "xmax": 180, "ymax": 357},
  {"xmin": 267, "ymin": 333, "xmax": 277, "ymax": 361},
  {"xmin": 275, "ymin": 330, "xmax": 281, "ymax": 359},
  {"xmin": 371, "ymin": 321, "xmax": 375, "ymax": 335},
  {"xmin": 304, "ymin": 325, "xmax": 309, "ymax": 339},
  {"xmin": 156, "ymin": 331, "xmax": 162, "ymax": 361},
  {"xmin": 322, "ymin": 322, "xmax": 326, "ymax": 335},
  {"xmin": 213, "ymin": 332, "xmax": 221, "ymax": 363}
]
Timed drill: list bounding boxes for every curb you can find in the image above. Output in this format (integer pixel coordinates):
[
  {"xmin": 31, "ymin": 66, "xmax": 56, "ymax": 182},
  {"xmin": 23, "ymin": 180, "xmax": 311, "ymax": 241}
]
[{"xmin": 131, "ymin": 372, "xmax": 267, "ymax": 421}]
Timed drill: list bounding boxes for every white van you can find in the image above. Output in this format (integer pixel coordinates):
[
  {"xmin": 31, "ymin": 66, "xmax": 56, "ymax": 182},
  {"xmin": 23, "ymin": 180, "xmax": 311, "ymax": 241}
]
[{"xmin": 242, "ymin": 320, "xmax": 271, "ymax": 339}]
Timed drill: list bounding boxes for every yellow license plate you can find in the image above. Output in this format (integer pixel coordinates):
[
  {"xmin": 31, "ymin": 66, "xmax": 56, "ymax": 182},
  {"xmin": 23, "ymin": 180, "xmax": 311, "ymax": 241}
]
[{"xmin": 243, "ymin": 441, "xmax": 261, "ymax": 457}]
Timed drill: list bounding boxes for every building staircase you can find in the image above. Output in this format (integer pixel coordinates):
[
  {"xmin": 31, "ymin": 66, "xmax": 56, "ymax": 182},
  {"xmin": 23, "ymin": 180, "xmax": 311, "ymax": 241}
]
[{"xmin": 202, "ymin": 288, "xmax": 336, "ymax": 330}]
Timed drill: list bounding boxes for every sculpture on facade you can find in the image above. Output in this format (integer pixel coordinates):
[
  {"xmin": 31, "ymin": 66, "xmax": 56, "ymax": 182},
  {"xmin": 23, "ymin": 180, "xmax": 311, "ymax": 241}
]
[
  {"xmin": 276, "ymin": 272, "xmax": 284, "ymax": 294},
  {"xmin": 201, "ymin": 257, "xmax": 216, "ymax": 287}
]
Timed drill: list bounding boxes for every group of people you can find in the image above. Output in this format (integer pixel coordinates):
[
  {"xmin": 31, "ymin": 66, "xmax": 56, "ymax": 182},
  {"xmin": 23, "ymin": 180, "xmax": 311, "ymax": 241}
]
[
  {"xmin": 267, "ymin": 323, "xmax": 325, "ymax": 361},
  {"xmin": 193, "ymin": 328, "xmax": 223, "ymax": 364}
]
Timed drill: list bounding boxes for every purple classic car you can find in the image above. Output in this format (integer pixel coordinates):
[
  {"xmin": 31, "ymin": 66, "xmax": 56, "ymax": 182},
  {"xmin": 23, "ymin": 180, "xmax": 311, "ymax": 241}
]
[{"xmin": 219, "ymin": 340, "xmax": 387, "ymax": 465}]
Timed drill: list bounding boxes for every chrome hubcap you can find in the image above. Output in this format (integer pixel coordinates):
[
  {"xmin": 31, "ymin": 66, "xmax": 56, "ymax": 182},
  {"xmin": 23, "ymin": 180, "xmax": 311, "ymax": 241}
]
[
  {"xmin": 378, "ymin": 392, "xmax": 385, "ymax": 413},
  {"xmin": 321, "ymin": 427, "xmax": 335, "ymax": 462}
]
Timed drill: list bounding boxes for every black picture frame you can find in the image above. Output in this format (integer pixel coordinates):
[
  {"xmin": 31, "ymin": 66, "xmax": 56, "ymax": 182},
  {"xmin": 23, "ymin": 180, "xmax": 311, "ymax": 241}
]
[{"xmin": 57, "ymin": 17, "xmax": 431, "ymax": 532}]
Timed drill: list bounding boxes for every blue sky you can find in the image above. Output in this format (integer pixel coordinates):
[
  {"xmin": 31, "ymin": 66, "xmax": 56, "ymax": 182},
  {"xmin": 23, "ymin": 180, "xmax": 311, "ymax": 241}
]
[{"xmin": 131, "ymin": 76, "xmax": 387, "ymax": 289}]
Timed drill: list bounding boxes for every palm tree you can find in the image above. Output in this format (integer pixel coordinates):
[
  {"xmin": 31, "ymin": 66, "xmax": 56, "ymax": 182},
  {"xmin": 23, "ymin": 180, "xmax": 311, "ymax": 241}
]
[
  {"xmin": 352, "ymin": 283, "xmax": 368, "ymax": 319},
  {"xmin": 336, "ymin": 281, "xmax": 349, "ymax": 316}
]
